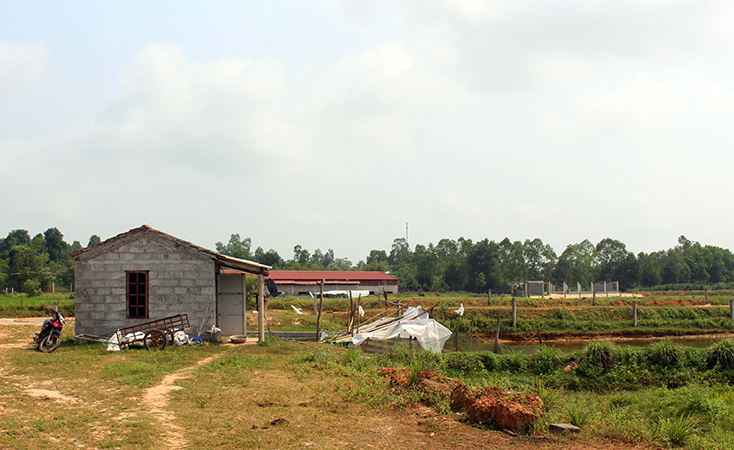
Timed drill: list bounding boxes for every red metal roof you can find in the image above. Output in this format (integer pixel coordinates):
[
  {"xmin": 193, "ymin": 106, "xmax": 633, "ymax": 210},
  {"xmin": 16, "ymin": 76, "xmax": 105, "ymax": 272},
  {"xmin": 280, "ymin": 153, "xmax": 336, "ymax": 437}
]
[{"xmin": 267, "ymin": 270, "xmax": 397, "ymax": 282}]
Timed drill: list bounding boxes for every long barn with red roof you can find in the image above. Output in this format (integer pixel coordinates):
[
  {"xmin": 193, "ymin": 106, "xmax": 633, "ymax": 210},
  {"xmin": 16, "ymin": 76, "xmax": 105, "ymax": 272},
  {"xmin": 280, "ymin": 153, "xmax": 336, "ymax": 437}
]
[{"xmin": 267, "ymin": 270, "xmax": 398, "ymax": 296}]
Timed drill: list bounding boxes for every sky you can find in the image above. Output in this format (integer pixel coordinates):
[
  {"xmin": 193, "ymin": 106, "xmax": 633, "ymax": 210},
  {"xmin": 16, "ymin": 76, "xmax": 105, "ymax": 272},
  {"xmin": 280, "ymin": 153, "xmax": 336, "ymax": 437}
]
[{"xmin": 2, "ymin": 0, "xmax": 734, "ymax": 263}]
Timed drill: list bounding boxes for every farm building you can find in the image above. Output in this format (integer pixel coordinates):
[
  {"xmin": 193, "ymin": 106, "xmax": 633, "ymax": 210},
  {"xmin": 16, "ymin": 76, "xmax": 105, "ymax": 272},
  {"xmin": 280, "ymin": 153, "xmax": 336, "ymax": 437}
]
[
  {"xmin": 267, "ymin": 270, "xmax": 398, "ymax": 296},
  {"xmin": 71, "ymin": 225, "xmax": 270, "ymax": 340}
]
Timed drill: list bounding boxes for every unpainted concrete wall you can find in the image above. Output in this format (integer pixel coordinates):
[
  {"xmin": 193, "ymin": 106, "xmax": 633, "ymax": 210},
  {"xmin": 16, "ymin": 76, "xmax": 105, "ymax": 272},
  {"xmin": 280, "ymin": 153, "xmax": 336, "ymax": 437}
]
[{"xmin": 74, "ymin": 231, "xmax": 215, "ymax": 337}]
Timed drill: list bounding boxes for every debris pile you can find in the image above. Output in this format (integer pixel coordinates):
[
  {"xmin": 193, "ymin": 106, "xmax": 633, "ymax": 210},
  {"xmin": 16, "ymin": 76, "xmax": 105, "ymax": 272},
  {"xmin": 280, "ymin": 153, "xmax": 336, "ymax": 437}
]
[{"xmin": 380, "ymin": 367, "xmax": 544, "ymax": 433}]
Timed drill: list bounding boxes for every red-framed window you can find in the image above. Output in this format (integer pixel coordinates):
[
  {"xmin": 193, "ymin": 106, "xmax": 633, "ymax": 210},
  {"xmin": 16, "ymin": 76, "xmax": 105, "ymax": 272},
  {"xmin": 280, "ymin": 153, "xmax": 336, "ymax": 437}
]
[{"xmin": 126, "ymin": 271, "xmax": 149, "ymax": 319}]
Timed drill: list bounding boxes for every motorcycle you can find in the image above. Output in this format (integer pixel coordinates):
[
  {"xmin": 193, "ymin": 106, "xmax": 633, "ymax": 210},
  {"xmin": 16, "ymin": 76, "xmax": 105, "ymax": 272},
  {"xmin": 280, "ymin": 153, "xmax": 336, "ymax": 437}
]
[{"xmin": 32, "ymin": 307, "xmax": 66, "ymax": 353}]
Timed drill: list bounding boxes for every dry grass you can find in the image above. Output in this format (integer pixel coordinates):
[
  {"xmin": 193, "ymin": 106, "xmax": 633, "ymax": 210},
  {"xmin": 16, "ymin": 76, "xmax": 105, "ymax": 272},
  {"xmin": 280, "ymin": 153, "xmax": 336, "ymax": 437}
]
[{"xmin": 0, "ymin": 321, "xmax": 649, "ymax": 450}]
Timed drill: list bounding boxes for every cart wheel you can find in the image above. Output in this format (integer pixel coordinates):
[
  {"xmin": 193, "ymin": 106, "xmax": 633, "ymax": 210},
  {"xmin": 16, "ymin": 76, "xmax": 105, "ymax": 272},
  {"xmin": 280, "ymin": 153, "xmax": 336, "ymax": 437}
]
[{"xmin": 144, "ymin": 330, "xmax": 167, "ymax": 351}]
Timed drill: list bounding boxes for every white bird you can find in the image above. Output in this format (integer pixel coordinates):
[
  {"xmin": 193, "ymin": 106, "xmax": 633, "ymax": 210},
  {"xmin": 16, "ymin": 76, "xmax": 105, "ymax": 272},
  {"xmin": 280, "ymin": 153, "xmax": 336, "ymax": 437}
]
[
  {"xmin": 291, "ymin": 305, "xmax": 303, "ymax": 315},
  {"xmin": 358, "ymin": 305, "xmax": 365, "ymax": 317},
  {"xmin": 454, "ymin": 303, "xmax": 464, "ymax": 317}
]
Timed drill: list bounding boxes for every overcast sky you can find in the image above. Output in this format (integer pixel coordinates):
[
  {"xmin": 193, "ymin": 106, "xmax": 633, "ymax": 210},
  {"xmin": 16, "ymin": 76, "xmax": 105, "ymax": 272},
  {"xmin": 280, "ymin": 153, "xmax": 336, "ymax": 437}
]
[{"xmin": 2, "ymin": 0, "xmax": 733, "ymax": 263}]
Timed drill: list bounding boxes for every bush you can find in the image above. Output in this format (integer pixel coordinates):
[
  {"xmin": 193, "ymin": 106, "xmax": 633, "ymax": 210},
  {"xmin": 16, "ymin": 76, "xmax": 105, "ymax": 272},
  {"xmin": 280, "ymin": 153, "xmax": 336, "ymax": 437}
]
[
  {"xmin": 445, "ymin": 352, "xmax": 485, "ymax": 374},
  {"xmin": 533, "ymin": 346, "xmax": 562, "ymax": 375},
  {"xmin": 646, "ymin": 339, "xmax": 683, "ymax": 369},
  {"xmin": 579, "ymin": 341, "xmax": 618, "ymax": 377},
  {"xmin": 706, "ymin": 339, "xmax": 734, "ymax": 370},
  {"xmin": 477, "ymin": 351, "xmax": 500, "ymax": 371},
  {"xmin": 22, "ymin": 279, "xmax": 41, "ymax": 297}
]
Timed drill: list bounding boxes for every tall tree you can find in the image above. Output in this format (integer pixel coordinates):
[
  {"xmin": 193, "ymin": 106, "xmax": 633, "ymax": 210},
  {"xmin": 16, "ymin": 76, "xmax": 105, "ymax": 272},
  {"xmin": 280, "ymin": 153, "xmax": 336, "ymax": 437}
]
[
  {"xmin": 215, "ymin": 234, "xmax": 252, "ymax": 260},
  {"xmin": 44, "ymin": 227, "xmax": 69, "ymax": 262}
]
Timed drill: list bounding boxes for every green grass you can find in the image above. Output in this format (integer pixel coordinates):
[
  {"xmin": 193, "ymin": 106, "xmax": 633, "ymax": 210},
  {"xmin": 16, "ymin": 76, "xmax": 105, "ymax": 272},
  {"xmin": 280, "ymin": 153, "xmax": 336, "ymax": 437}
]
[{"xmin": 0, "ymin": 294, "xmax": 74, "ymax": 317}]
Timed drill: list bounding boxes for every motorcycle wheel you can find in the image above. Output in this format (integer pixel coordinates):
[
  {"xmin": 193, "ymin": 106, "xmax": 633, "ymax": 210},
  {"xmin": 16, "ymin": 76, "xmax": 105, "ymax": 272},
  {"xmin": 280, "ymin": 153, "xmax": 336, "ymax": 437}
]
[
  {"xmin": 144, "ymin": 330, "xmax": 167, "ymax": 351},
  {"xmin": 38, "ymin": 333, "xmax": 61, "ymax": 353}
]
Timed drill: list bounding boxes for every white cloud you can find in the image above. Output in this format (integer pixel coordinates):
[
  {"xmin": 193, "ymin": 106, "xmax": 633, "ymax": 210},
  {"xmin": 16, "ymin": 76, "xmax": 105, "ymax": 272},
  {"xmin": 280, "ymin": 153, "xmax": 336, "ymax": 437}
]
[
  {"xmin": 576, "ymin": 75, "xmax": 686, "ymax": 132},
  {"xmin": 437, "ymin": 191, "xmax": 487, "ymax": 222},
  {"xmin": 316, "ymin": 42, "xmax": 470, "ymax": 155},
  {"xmin": 74, "ymin": 43, "xmax": 299, "ymax": 174},
  {"xmin": 0, "ymin": 40, "xmax": 46, "ymax": 93},
  {"xmin": 528, "ymin": 54, "xmax": 591, "ymax": 89},
  {"xmin": 538, "ymin": 75, "xmax": 688, "ymax": 141}
]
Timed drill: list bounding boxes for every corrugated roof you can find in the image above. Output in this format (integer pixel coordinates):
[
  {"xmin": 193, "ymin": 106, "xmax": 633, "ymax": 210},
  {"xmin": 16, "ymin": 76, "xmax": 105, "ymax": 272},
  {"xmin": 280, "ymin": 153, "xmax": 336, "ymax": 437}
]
[
  {"xmin": 267, "ymin": 270, "xmax": 396, "ymax": 282},
  {"xmin": 71, "ymin": 225, "xmax": 270, "ymax": 275}
]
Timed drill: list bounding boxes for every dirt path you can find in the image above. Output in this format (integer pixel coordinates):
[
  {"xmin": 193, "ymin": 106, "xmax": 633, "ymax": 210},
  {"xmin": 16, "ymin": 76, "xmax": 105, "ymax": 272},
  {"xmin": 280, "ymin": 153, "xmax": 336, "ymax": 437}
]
[{"xmin": 142, "ymin": 355, "xmax": 218, "ymax": 449}]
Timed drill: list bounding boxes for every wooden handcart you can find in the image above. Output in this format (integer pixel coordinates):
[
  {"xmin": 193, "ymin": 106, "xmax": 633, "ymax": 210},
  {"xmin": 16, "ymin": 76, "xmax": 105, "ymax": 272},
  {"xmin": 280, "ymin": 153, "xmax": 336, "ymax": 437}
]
[{"xmin": 75, "ymin": 314, "xmax": 190, "ymax": 350}]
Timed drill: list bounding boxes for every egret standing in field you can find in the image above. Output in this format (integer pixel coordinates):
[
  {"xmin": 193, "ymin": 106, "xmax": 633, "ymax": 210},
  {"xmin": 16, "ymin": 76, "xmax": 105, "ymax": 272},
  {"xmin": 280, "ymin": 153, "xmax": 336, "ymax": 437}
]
[{"xmin": 454, "ymin": 303, "xmax": 464, "ymax": 317}]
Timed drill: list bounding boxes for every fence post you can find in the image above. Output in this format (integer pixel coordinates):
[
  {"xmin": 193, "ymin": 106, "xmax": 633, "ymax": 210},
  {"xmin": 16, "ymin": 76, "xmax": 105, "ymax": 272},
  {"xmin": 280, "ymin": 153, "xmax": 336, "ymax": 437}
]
[
  {"xmin": 494, "ymin": 317, "xmax": 501, "ymax": 354},
  {"xmin": 488, "ymin": 289, "xmax": 492, "ymax": 306},
  {"xmin": 633, "ymin": 301, "xmax": 638, "ymax": 327},
  {"xmin": 512, "ymin": 297, "xmax": 517, "ymax": 327}
]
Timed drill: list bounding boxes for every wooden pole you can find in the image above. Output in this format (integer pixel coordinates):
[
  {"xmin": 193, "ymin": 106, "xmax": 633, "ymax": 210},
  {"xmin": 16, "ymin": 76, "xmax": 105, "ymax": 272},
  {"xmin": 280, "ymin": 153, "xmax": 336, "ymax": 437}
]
[
  {"xmin": 316, "ymin": 279, "xmax": 325, "ymax": 342},
  {"xmin": 454, "ymin": 314, "xmax": 460, "ymax": 351},
  {"xmin": 348, "ymin": 290, "xmax": 355, "ymax": 334},
  {"xmin": 488, "ymin": 289, "xmax": 492, "ymax": 305},
  {"xmin": 706, "ymin": 287, "xmax": 709, "ymax": 303},
  {"xmin": 494, "ymin": 317, "xmax": 501, "ymax": 354},
  {"xmin": 469, "ymin": 316, "xmax": 475, "ymax": 352},
  {"xmin": 356, "ymin": 298, "xmax": 361, "ymax": 335},
  {"xmin": 593, "ymin": 290, "xmax": 596, "ymax": 306},
  {"xmin": 512, "ymin": 297, "xmax": 517, "ymax": 327},
  {"xmin": 257, "ymin": 274, "xmax": 265, "ymax": 343}
]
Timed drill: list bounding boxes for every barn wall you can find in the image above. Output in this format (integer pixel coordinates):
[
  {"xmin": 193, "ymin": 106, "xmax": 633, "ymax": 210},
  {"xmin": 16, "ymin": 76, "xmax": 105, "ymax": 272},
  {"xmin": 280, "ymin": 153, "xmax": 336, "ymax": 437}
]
[{"xmin": 74, "ymin": 232, "xmax": 215, "ymax": 337}]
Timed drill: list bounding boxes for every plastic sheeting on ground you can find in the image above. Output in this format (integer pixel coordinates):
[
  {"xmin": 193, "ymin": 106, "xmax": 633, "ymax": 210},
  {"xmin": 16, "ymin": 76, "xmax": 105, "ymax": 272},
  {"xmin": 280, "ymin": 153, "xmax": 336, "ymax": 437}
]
[{"xmin": 349, "ymin": 306, "xmax": 452, "ymax": 354}]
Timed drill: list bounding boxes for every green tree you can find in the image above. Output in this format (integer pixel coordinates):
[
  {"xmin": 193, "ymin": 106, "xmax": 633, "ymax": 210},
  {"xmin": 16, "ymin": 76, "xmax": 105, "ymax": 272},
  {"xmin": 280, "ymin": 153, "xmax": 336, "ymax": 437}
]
[
  {"xmin": 467, "ymin": 239, "xmax": 502, "ymax": 293},
  {"xmin": 6, "ymin": 245, "xmax": 34, "ymax": 291},
  {"xmin": 523, "ymin": 238, "xmax": 557, "ymax": 281},
  {"xmin": 253, "ymin": 247, "xmax": 283, "ymax": 267},
  {"xmin": 87, "ymin": 235, "xmax": 101, "ymax": 246},
  {"xmin": 388, "ymin": 238, "xmax": 412, "ymax": 269},
  {"xmin": 552, "ymin": 240, "xmax": 597, "ymax": 287},
  {"xmin": 413, "ymin": 244, "xmax": 439, "ymax": 290},
  {"xmin": 0, "ymin": 229, "xmax": 31, "ymax": 259},
  {"xmin": 215, "ymin": 234, "xmax": 252, "ymax": 260},
  {"xmin": 44, "ymin": 227, "xmax": 69, "ymax": 262}
]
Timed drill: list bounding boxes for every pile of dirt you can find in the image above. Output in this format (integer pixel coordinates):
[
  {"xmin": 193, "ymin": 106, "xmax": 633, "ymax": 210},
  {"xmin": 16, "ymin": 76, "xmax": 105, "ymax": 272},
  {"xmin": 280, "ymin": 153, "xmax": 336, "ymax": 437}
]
[
  {"xmin": 451, "ymin": 385, "xmax": 543, "ymax": 432},
  {"xmin": 379, "ymin": 367, "xmax": 543, "ymax": 433}
]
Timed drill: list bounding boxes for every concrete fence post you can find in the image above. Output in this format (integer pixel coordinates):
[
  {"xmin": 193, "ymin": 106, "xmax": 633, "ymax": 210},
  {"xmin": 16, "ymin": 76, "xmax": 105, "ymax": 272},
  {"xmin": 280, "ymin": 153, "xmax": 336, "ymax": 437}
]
[
  {"xmin": 512, "ymin": 298, "xmax": 517, "ymax": 327},
  {"xmin": 633, "ymin": 301, "xmax": 638, "ymax": 327}
]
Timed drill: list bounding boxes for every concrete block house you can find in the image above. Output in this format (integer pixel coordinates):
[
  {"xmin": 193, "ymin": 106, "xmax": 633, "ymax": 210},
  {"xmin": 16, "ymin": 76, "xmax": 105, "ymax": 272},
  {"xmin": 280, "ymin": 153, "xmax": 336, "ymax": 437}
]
[{"xmin": 72, "ymin": 225, "xmax": 270, "ymax": 338}]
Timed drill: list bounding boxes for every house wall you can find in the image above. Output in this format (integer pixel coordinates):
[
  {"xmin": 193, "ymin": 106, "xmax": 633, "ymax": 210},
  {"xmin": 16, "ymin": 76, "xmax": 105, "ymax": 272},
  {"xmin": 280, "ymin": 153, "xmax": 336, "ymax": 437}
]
[{"xmin": 74, "ymin": 231, "xmax": 216, "ymax": 337}]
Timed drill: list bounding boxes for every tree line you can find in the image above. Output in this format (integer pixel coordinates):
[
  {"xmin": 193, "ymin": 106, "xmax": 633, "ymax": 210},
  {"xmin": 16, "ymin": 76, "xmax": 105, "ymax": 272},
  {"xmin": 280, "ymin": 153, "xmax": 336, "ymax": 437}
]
[
  {"xmin": 219, "ymin": 234, "xmax": 734, "ymax": 294},
  {"xmin": 0, "ymin": 228, "xmax": 101, "ymax": 296},
  {"xmin": 3, "ymin": 227, "xmax": 732, "ymax": 296}
]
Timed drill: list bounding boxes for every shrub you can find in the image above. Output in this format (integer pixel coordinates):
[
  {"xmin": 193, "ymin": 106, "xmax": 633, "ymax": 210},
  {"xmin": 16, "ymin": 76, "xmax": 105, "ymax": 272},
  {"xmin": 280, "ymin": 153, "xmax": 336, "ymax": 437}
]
[
  {"xmin": 655, "ymin": 415, "xmax": 698, "ymax": 447},
  {"xmin": 580, "ymin": 341, "xmax": 619, "ymax": 372},
  {"xmin": 500, "ymin": 352, "xmax": 528, "ymax": 374},
  {"xmin": 477, "ymin": 351, "xmax": 500, "ymax": 371},
  {"xmin": 445, "ymin": 352, "xmax": 485, "ymax": 374},
  {"xmin": 22, "ymin": 279, "xmax": 41, "ymax": 297},
  {"xmin": 647, "ymin": 339, "xmax": 683, "ymax": 369},
  {"xmin": 533, "ymin": 346, "xmax": 562, "ymax": 375},
  {"xmin": 706, "ymin": 339, "xmax": 734, "ymax": 370}
]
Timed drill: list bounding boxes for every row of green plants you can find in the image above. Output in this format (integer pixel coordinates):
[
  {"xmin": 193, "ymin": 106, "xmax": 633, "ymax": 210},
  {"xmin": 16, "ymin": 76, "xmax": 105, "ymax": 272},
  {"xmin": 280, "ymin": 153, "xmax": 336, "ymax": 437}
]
[{"xmin": 295, "ymin": 339, "xmax": 734, "ymax": 449}]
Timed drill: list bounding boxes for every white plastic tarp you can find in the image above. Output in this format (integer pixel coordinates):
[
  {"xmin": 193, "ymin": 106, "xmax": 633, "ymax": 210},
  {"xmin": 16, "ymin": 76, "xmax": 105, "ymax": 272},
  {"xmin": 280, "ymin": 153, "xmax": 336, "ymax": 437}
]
[{"xmin": 350, "ymin": 306, "xmax": 451, "ymax": 354}]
